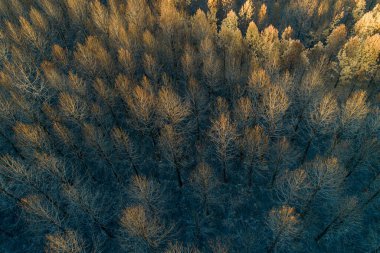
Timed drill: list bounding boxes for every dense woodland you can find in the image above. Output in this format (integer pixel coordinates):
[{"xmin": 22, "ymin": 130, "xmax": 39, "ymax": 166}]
[{"xmin": 0, "ymin": 0, "xmax": 379, "ymax": 252}]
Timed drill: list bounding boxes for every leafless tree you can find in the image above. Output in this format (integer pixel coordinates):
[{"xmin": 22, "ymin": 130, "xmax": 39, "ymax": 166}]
[
  {"xmin": 159, "ymin": 124, "xmax": 187, "ymax": 187},
  {"xmin": 209, "ymin": 113, "xmax": 238, "ymax": 183},
  {"xmin": 128, "ymin": 175, "xmax": 164, "ymax": 215},
  {"xmin": 111, "ymin": 127, "xmax": 140, "ymax": 176},
  {"xmin": 190, "ymin": 162, "xmax": 218, "ymax": 215},
  {"xmin": 266, "ymin": 205, "xmax": 301, "ymax": 253},
  {"xmin": 261, "ymin": 85, "xmax": 290, "ymax": 139},
  {"xmin": 157, "ymin": 85, "xmax": 191, "ymax": 128},
  {"xmin": 241, "ymin": 125, "xmax": 269, "ymax": 187},
  {"xmin": 45, "ymin": 230, "xmax": 84, "ymax": 253},
  {"xmin": 120, "ymin": 205, "xmax": 173, "ymax": 251}
]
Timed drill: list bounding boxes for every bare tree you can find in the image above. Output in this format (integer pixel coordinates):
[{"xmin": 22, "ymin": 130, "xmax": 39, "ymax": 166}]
[
  {"xmin": 157, "ymin": 85, "xmax": 191, "ymax": 128},
  {"xmin": 165, "ymin": 242, "xmax": 200, "ymax": 253},
  {"xmin": 266, "ymin": 205, "xmax": 301, "ymax": 253},
  {"xmin": 64, "ymin": 0, "xmax": 89, "ymax": 25},
  {"xmin": 275, "ymin": 168, "xmax": 309, "ymax": 207},
  {"xmin": 269, "ymin": 137, "xmax": 299, "ymax": 187},
  {"xmin": 90, "ymin": 0, "xmax": 109, "ymax": 35},
  {"xmin": 190, "ymin": 162, "xmax": 218, "ymax": 215},
  {"xmin": 74, "ymin": 36, "xmax": 113, "ymax": 77},
  {"xmin": 300, "ymin": 156, "xmax": 346, "ymax": 216},
  {"xmin": 0, "ymin": 1, "xmax": 378, "ymax": 252},
  {"xmin": 234, "ymin": 96, "xmax": 255, "ymax": 131},
  {"xmin": 111, "ymin": 127, "xmax": 140, "ymax": 176},
  {"xmin": 241, "ymin": 125, "xmax": 269, "ymax": 187},
  {"xmin": 303, "ymin": 92, "xmax": 339, "ymax": 162},
  {"xmin": 128, "ymin": 175, "xmax": 164, "ymax": 215},
  {"xmin": 62, "ymin": 182, "xmax": 115, "ymax": 238},
  {"xmin": 13, "ymin": 122, "xmax": 50, "ymax": 157},
  {"xmin": 45, "ymin": 230, "xmax": 84, "ymax": 253},
  {"xmin": 127, "ymin": 77, "xmax": 156, "ymax": 134},
  {"xmin": 261, "ymin": 85, "xmax": 290, "ymax": 139},
  {"xmin": 330, "ymin": 90, "xmax": 369, "ymax": 154},
  {"xmin": 58, "ymin": 92, "xmax": 88, "ymax": 123},
  {"xmin": 186, "ymin": 78, "xmax": 209, "ymax": 141},
  {"xmin": 315, "ymin": 197, "xmax": 361, "ymax": 243},
  {"xmin": 200, "ymin": 37, "xmax": 223, "ymax": 95},
  {"xmin": 209, "ymin": 113, "xmax": 238, "ymax": 183},
  {"xmin": 120, "ymin": 205, "xmax": 173, "ymax": 251},
  {"xmin": 159, "ymin": 124, "xmax": 186, "ymax": 187},
  {"xmin": 19, "ymin": 194, "xmax": 65, "ymax": 231}
]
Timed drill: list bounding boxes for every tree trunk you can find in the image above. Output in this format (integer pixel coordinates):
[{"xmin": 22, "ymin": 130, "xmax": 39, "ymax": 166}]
[
  {"xmin": 270, "ymin": 159, "xmax": 281, "ymax": 187},
  {"xmin": 315, "ymin": 215, "xmax": 340, "ymax": 242},
  {"xmin": 333, "ymin": 75, "xmax": 340, "ymax": 88},
  {"xmin": 131, "ymin": 161, "xmax": 139, "ymax": 177},
  {"xmin": 344, "ymin": 155, "xmax": 363, "ymax": 179},
  {"xmin": 174, "ymin": 160, "xmax": 183, "ymax": 188},
  {"xmin": 248, "ymin": 164, "xmax": 253, "ymax": 187},
  {"xmin": 267, "ymin": 230, "xmax": 282, "ymax": 253},
  {"xmin": 222, "ymin": 159, "xmax": 228, "ymax": 183},
  {"xmin": 301, "ymin": 137, "xmax": 312, "ymax": 164},
  {"xmin": 301, "ymin": 187, "xmax": 320, "ymax": 218}
]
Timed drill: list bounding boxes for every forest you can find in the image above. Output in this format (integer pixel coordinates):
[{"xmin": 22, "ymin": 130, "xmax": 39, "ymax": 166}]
[{"xmin": 0, "ymin": 0, "xmax": 379, "ymax": 252}]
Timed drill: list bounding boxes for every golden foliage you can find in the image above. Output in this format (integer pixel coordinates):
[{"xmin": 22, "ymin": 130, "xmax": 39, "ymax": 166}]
[
  {"xmin": 258, "ymin": 4, "xmax": 267, "ymax": 26},
  {"xmin": 354, "ymin": 4, "xmax": 380, "ymax": 37},
  {"xmin": 239, "ymin": 0, "xmax": 254, "ymax": 22},
  {"xmin": 281, "ymin": 26, "xmax": 294, "ymax": 40},
  {"xmin": 326, "ymin": 24, "xmax": 347, "ymax": 57},
  {"xmin": 338, "ymin": 34, "xmax": 380, "ymax": 83},
  {"xmin": 115, "ymin": 74, "xmax": 132, "ymax": 102},
  {"xmin": 93, "ymin": 78, "xmax": 114, "ymax": 103},
  {"xmin": 111, "ymin": 127, "xmax": 138, "ymax": 165}
]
